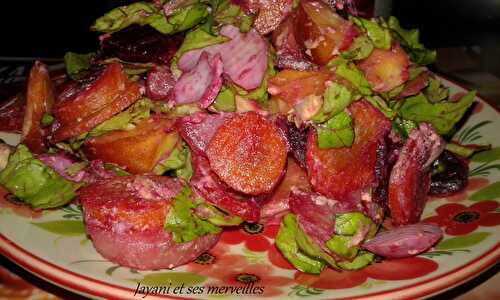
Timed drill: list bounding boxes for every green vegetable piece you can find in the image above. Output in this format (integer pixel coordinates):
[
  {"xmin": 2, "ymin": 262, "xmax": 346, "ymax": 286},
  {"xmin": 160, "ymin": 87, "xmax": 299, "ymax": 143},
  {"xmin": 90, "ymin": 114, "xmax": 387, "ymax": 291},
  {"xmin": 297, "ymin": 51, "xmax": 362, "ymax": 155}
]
[
  {"xmin": 312, "ymin": 83, "xmax": 354, "ymax": 123},
  {"xmin": 64, "ymin": 52, "xmax": 94, "ymax": 79},
  {"xmin": 424, "ymin": 78, "xmax": 449, "ymax": 103},
  {"xmin": 341, "ymin": 35, "xmax": 374, "ymax": 61},
  {"xmin": 41, "ymin": 113, "xmax": 55, "ymax": 127},
  {"xmin": 176, "ymin": 26, "xmax": 230, "ymax": 58},
  {"xmin": 387, "ymin": 16, "xmax": 436, "ymax": 65},
  {"xmin": 275, "ymin": 214, "xmax": 325, "ymax": 274},
  {"xmin": 161, "ymin": 4, "xmax": 209, "ymax": 34},
  {"xmin": 365, "ymin": 95, "xmax": 397, "ymax": 119},
  {"xmin": 195, "ymin": 203, "xmax": 243, "ymax": 226},
  {"xmin": 392, "ymin": 118, "xmax": 418, "ymax": 140},
  {"xmin": 335, "ymin": 63, "xmax": 372, "ymax": 96},
  {"xmin": 327, "ymin": 212, "xmax": 377, "ymax": 264},
  {"xmin": 213, "ymin": 86, "xmax": 236, "ymax": 112},
  {"xmin": 337, "ymin": 251, "xmax": 375, "ymax": 270},
  {"xmin": 399, "ymin": 91, "xmax": 476, "ymax": 135},
  {"xmin": 154, "ymin": 143, "xmax": 193, "ymax": 181},
  {"xmin": 213, "ymin": 0, "xmax": 253, "ymax": 32},
  {"xmin": 103, "ymin": 163, "xmax": 131, "ymax": 176},
  {"xmin": 69, "ymin": 98, "xmax": 155, "ymax": 149},
  {"xmin": 325, "ymin": 235, "xmax": 359, "ymax": 260},
  {"xmin": 445, "ymin": 143, "xmax": 490, "ymax": 159},
  {"xmin": 164, "ymin": 187, "xmax": 221, "ymax": 243},
  {"xmin": 351, "ymin": 17, "xmax": 392, "ymax": 50},
  {"xmin": 0, "ymin": 145, "xmax": 81, "ymax": 209},
  {"xmin": 334, "ymin": 212, "xmax": 374, "ymax": 235},
  {"xmin": 316, "ymin": 111, "xmax": 354, "ymax": 149},
  {"xmin": 294, "ymin": 221, "xmax": 339, "ymax": 269},
  {"xmin": 92, "ymin": 2, "xmax": 157, "ymax": 33}
]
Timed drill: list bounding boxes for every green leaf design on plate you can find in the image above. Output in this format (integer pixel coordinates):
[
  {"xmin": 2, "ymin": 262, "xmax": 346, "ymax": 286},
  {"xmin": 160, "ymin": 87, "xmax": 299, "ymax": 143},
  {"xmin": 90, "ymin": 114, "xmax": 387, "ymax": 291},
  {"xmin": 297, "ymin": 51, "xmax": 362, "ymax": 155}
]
[
  {"xmin": 436, "ymin": 232, "xmax": 490, "ymax": 250},
  {"xmin": 469, "ymin": 182, "xmax": 500, "ymax": 201},
  {"xmin": 456, "ymin": 120, "xmax": 492, "ymax": 145},
  {"xmin": 138, "ymin": 272, "xmax": 206, "ymax": 287},
  {"xmin": 288, "ymin": 285, "xmax": 324, "ymax": 297},
  {"xmin": 419, "ymin": 249, "xmax": 470, "ymax": 258},
  {"xmin": 472, "ymin": 147, "xmax": 500, "ymax": 163},
  {"xmin": 32, "ymin": 220, "xmax": 85, "ymax": 236}
]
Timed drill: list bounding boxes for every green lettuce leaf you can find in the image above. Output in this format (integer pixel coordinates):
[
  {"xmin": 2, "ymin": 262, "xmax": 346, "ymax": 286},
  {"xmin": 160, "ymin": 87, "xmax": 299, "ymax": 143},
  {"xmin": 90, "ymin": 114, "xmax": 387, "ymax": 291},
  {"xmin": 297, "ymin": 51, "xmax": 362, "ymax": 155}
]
[
  {"xmin": 365, "ymin": 95, "xmax": 397, "ymax": 119},
  {"xmin": 164, "ymin": 186, "xmax": 221, "ymax": 243},
  {"xmin": 64, "ymin": 52, "xmax": 94, "ymax": 80},
  {"xmin": 391, "ymin": 117, "xmax": 418, "ymax": 140},
  {"xmin": 312, "ymin": 83, "xmax": 354, "ymax": 123},
  {"xmin": 92, "ymin": 1, "xmax": 208, "ymax": 34},
  {"xmin": 195, "ymin": 203, "xmax": 243, "ymax": 226},
  {"xmin": 154, "ymin": 142, "xmax": 193, "ymax": 180},
  {"xmin": 387, "ymin": 16, "xmax": 436, "ymax": 65},
  {"xmin": 341, "ymin": 35, "xmax": 374, "ymax": 61},
  {"xmin": 325, "ymin": 212, "xmax": 377, "ymax": 268},
  {"xmin": 399, "ymin": 91, "xmax": 476, "ymax": 135},
  {"xmin": 316, "ymin": 111, "xmax": 354, "ymax": 149},
  {"xmin": 0, "ymin": 145, "xmax": 81, "ymax": 209},
  {"xmin": 275, "ymin": 214, "xmax": 325, "ymax": 274},
  {"xmin": 213, "ymin": 86, "xmax": 236, "ymax": 112},
  {"xmin": 424, "ymin": 77, "xmax": 449, "ymax": 103},
  {"xmin": 335, "ymin": 62, "xmax": 372, "ymax": 96},
  {"xmin": 350, "ymin": 17, "xmax": 391, "ymax": 50},
  {"xmin": 69, "ymin": 98, "xmax": 156, "ymax": 149}
]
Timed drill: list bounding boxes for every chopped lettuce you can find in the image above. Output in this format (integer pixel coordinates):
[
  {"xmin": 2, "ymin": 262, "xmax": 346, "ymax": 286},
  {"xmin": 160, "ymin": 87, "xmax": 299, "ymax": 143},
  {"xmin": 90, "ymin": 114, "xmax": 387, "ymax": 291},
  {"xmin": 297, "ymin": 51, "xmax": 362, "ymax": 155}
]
[
  {"xmin": 365, "ymin": 95, "xmax": 397, "ymax": 119},
  {"xmin": 195, "ymin": 203, "xmax": 243, "ymax": 226},
  {"xmin": 399, "ymin": 91, "xmax": 476, "ymax": 135},
  {"xmin": 171, "ymin": 25, "xmax": 229, "ymax": 77},
  {"xmin": 424, "ymin": 77, "xmax": 449, "ymax": 103},
  {"xmin": 325, "ymin": 212, "xmax": 377, "ymax": 269},
  {"xmin": 70, "ymin": 98, "xmax": 157, "ymax": 149},
  {"xmin": 164, "ymin": 186, "xmax": 221, "ymax": 243},
  {"xmin": 64, "ymin": 52, "xmax": 94, "ymax": 79},
  {"xmin": 316, "ymin": 111, "xmax": 354, "ymax": 149},
  {"xmin": 212, "ymin": 0, "xmax": 253, "ymax": 32},
  {"xmin": 213, "ymin": 86, "xmax": 236, "ymax": 112},
  {"xmin": 387, "ymin": 16, "xmax": 436, "ymax": 65},
  {"xmin": 335, "ymin": 62, "xmax": 372, "ymax": 96},
  {"xmin": 150, "ymin": 3, "xmax": 209, "ymax": 34},
  {"xmin": 392, "ymin": 117, "xmax": 418, "ymax": 140},
  {"xmin": 350, "ymin": 17, "xmax": 392, "ymax": 50},
  {"xmin": 0, "ymin": 145, "xmax": 81, "ymax": 209},
  {"xmin": 341, "ymin": 35, "xmax": 374, "ymax": 61},
  {"xmin": 312, "ymin": 83, "xmax": 354, "ymax": 123},
  {"xmin": 92, "ymin": 1, "xmax": 208, "ymax": 34},
  {"xmin": 275, "ymin": 214, "xmax": 325, "ymax": 274},
  {"xmin": 154, "ymin": 142, "xmax": 193, "ymax": 181}
]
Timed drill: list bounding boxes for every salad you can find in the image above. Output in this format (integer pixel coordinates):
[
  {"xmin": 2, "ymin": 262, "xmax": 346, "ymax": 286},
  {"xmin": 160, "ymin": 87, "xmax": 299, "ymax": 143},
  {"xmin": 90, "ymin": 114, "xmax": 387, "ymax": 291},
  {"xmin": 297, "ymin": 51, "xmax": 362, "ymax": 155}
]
[{"xmin": 0, "ymin": 0, "xmax": 482, "ymax": 274}]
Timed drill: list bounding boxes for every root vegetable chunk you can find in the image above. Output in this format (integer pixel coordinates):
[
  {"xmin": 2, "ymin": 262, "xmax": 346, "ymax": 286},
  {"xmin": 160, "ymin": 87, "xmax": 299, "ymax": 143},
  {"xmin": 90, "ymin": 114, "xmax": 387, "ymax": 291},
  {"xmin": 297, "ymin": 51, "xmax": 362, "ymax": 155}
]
[
  {"xmin": 306, "ymin": 101, "xmax": 391, "ymax": 199},
  {"xmin": 206, "ymin": 112, "xmax": 287, "ymax": 195}
]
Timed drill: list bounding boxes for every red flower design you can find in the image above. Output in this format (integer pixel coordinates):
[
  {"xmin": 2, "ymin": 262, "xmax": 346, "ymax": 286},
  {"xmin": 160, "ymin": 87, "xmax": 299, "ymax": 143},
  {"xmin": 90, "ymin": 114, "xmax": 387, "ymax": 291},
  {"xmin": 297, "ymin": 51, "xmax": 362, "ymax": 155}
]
[
  {"xmin": 186, "ymin": 237, "xmax": 293, "ymax": 297},
  {"xmin": 219, "ymin": 223, "xmax": 279, "ymax": 252},
  {"xmin": 294, "ymin": 257, "xmax": 438, "ymax": 289},
  {"xmin": 423, "ymin": 201, "xmax": 500, "ymax": 235}
]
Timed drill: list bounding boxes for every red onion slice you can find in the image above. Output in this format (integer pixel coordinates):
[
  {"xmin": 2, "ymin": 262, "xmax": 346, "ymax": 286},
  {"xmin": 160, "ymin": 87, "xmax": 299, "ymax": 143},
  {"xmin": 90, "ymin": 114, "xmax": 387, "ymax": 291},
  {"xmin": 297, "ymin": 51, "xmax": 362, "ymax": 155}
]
[{"xmin": 362, "ymin": 223, "xmax": 443, "ymax": 258}]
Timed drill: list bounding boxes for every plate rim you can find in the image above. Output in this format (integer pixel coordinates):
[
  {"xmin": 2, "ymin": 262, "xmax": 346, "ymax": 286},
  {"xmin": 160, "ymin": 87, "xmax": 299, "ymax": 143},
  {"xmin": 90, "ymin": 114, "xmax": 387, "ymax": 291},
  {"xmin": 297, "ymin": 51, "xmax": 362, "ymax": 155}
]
[{"xmin": 0, "ymin": 74, "xmax": 499, "ymax": 300}]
